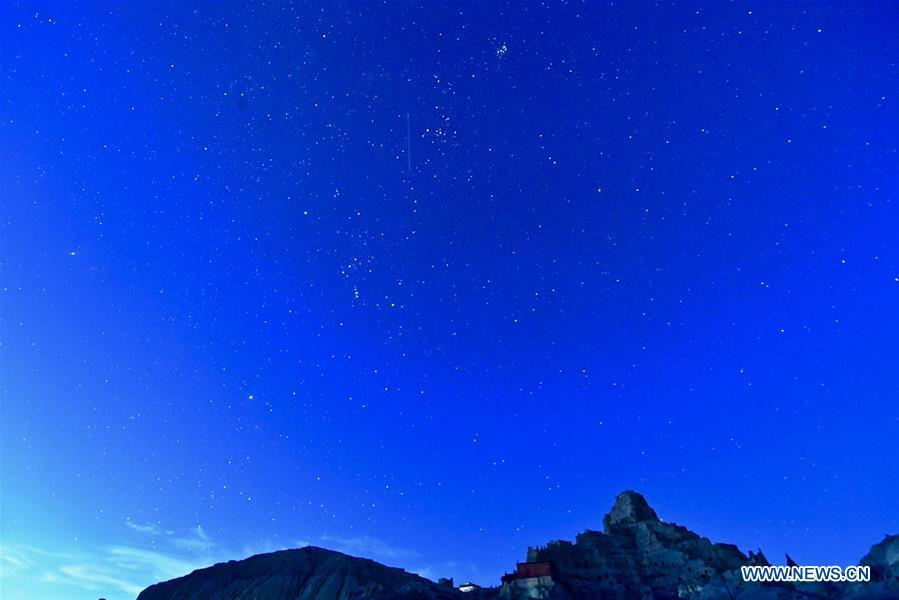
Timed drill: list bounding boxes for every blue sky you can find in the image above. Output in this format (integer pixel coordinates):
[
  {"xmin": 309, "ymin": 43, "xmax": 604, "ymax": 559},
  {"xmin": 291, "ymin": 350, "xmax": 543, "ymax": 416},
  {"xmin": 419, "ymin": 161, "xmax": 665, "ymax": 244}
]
[{"xmin": 1, "ymin": 2, "xmax": 898, "ymax": 598}]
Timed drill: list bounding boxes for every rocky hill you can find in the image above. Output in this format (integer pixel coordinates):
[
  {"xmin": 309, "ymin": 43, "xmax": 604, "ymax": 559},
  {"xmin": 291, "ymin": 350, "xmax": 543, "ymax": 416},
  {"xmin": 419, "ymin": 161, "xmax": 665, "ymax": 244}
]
[
  {"xmin": 135, "ymin": 546, "xmax": 465, "ymax": 600},
  {"xmin": 137, "ymin": 491, "xmax": 898, "ymax": 599}
]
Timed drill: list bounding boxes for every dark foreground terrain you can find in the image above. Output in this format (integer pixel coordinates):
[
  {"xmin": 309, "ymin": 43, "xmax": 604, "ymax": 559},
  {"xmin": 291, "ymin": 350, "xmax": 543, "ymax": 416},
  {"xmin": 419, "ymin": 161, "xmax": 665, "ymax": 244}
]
[{"xmin": 138, "ymin": 491, "xmax": 898, "ymax": 600}]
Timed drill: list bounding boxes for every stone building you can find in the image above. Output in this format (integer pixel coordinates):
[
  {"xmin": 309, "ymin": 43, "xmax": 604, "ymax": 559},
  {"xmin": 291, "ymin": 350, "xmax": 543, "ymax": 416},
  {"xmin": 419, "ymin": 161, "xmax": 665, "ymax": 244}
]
[{"xmin": 499, "ymin": 561, "xmax": 559, "ymax": 599}]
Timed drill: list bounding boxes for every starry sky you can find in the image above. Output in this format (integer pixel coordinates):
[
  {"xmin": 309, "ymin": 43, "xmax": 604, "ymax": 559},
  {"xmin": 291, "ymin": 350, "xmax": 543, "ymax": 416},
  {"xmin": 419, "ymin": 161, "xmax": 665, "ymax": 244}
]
[{"xmin": 1, "ymin": 2, "xmax": 898, "ymax": 599}]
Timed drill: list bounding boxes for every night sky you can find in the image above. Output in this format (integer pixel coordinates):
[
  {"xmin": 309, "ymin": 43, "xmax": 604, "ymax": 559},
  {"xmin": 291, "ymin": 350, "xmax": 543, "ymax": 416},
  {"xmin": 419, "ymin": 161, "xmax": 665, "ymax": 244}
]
[{"xmin": 1, "ymin": 2, "xmax": 898, "ymax": 599}]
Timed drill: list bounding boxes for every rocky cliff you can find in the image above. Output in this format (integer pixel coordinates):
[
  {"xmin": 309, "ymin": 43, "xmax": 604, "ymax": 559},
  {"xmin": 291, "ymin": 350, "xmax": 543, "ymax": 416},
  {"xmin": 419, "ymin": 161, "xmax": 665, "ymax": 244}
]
[
  {"xmin": 137, "ymin": 492, "xmax": 898, "ymax": 600},
  {"xmin": 517, "ymin": 490, "xmax": 750, "ymax": 598},
  {"xmin": 504, "ymin": 491, "xmax": 899, "ymax": 600}
]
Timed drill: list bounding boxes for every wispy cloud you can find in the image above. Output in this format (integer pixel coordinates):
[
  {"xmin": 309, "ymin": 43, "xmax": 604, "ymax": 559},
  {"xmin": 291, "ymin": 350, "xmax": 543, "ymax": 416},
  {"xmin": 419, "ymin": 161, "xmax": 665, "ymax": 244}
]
[
  {"xmin": 0, "ymin": 523, "xmax": 224, "ymax": 600},
  {"xmin": 5, "ymin": 544, "xmax": 186, "ymax": 599},
  {"xmin": 171, "ymin": 524, "xmax": 215, "ymax": 552},
  {"xmin": 1, "ymin": 551, "xmax": 31, "ymax": 569},
  {"xmin": 105, "ymin": 545, "xmax": 208, "ymax": 580},
  {"xmin": 0, "ymin": 544, "xmax": 38, "ymax": 577},
  {"xmin": 58, "ymin": 565, "xmax": 145, "ymax": 596},
  {"xmin": 319, "ymin": 534, "xmax": 420, "ymax": 564},
  {"xmin": 125, "ymin": 520, "xmax": 163, "ymax": 535}
]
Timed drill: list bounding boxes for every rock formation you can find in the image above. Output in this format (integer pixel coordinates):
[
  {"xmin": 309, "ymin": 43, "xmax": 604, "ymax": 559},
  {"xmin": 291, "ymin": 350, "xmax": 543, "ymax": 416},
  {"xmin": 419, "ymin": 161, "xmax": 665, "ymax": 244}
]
[
  {"xmin": 506, "ymin": 490, "xmax": 748, "ymax": 599},
  {"xmin": 859, "ymin": 534, "xmax": 899, "ymax": 584},
  {"xmin": 500, "ymin": 491, "xmax": 898, "ymax": 600}
]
